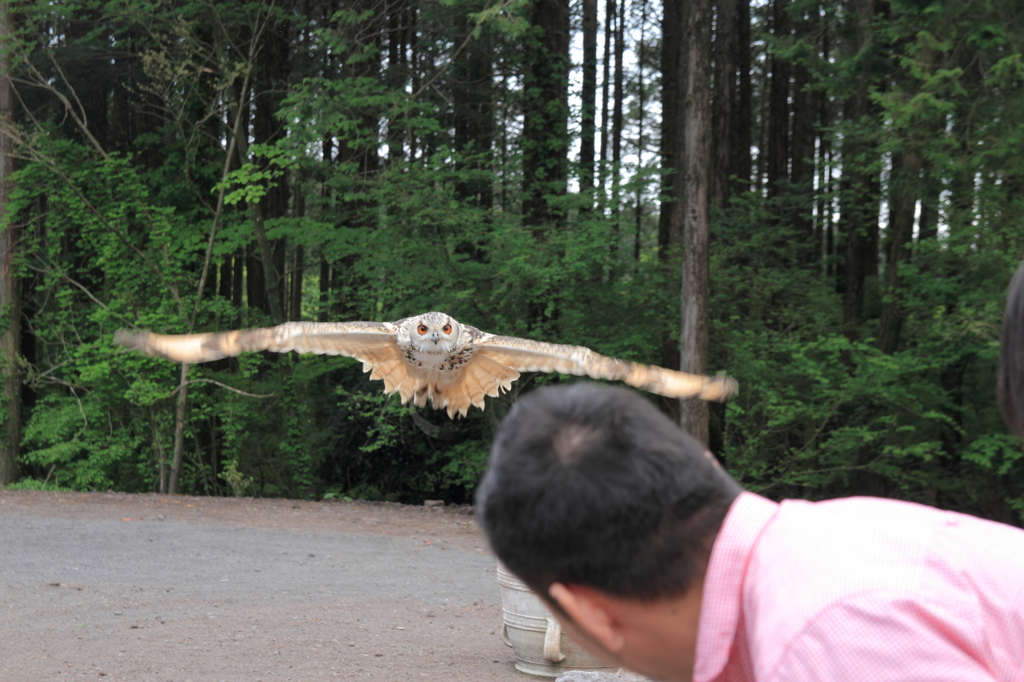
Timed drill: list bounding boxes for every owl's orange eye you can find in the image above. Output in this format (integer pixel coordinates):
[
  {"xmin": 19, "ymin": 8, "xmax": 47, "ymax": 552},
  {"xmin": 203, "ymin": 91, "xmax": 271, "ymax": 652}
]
[
  {"xmin": 417, "ymin": 324, "xmax": 428, "ymax": 335},
  {"xmin": 442, "ymin": 324, "xmax": 452, "ymax": 334}
]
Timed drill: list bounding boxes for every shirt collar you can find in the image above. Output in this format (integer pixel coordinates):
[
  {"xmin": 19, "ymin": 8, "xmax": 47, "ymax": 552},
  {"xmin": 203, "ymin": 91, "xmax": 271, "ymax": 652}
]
[{"xmin": 692, "ymin": 492, "xmax": 779, "ymax": 682}]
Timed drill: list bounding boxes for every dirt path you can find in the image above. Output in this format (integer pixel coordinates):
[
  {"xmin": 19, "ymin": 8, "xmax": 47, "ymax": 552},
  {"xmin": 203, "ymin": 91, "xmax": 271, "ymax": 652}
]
[{"xmin": 0, "ymin": 490, "xmax": 528, "ymax": 682}]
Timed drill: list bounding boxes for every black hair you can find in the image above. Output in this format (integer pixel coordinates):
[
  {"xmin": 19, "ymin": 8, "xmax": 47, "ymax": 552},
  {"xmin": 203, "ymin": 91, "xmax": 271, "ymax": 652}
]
[
  {"xmin": 999, "ymin": 260, "xmax": 1024, "ymax": 439},
  {"xmin": 476, "ymin": 382, "xmax": 742, "ymax": 601}
]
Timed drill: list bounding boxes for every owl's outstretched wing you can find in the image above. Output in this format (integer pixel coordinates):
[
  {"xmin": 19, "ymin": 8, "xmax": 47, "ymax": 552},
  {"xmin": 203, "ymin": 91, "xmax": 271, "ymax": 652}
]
[
  {"xmin": 472, "ymin": 334, "xmax": 737, "ymax": 401},
  {"xmin": 114, "ymin": 322, "xmax": 419, "ymax": 396}
]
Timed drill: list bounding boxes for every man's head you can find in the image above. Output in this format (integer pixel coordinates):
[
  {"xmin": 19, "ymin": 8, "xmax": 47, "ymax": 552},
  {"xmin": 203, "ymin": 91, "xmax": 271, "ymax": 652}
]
[
  {"xmin": 476, "ymin": 382, "xmax": 742, "ymax": 603},
  {"xmin": 1000, "ymin": 260, "xmax": 1024, "ymax": 439}
]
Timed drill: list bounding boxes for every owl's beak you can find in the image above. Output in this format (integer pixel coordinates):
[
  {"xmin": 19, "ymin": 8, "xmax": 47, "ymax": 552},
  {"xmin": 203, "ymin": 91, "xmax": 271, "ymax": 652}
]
[{"xmin": 431, "ymin": 331, "xmax": 439, "ymax": 344}]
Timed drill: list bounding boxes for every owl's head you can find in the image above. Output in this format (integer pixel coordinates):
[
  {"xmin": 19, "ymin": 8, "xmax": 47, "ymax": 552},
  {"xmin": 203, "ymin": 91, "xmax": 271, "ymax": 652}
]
[{"xmin": 411, "ymin": 312, "xmax": 460, "ymax": 353}]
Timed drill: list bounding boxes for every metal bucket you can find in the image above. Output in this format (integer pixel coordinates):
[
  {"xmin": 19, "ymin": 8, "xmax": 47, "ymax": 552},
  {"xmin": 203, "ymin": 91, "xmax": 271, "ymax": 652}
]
[{"xmin": 497, "ymin": 563, "xmax": 618, "ymax": 677}]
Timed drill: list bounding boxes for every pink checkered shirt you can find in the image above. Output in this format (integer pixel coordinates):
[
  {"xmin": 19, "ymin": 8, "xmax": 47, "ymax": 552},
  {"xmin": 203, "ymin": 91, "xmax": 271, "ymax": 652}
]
[{"xmin": 694, "ymin": 492, "xmax": 1024, "ymax": 682}]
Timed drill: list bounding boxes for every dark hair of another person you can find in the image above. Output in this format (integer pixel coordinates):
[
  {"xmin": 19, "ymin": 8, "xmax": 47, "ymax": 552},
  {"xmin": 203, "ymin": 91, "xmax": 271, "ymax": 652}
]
[
  {"xmin": 476, "ymin": 382, "xmax": 743, "ymax": 601},
  {"xmin": 1000, "ymin": 261, "xmax": 1024, "ymax": 439}
]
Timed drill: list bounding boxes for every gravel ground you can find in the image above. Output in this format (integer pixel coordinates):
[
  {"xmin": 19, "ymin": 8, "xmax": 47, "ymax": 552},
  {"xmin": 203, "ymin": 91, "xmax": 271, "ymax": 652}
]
[{"xmin": 0, "ymin": 490, "xmax": 531, "ymax": 682}]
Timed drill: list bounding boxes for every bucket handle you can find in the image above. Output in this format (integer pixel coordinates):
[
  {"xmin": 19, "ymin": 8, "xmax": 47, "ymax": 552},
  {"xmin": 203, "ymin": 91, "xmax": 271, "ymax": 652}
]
[
  {"xmin": 501, "ymin": 623, "xmax": 513, "ymax": 647},
  {"xmin": 543, "ymin": 616, "xmax": 566, "ymax": 663}
]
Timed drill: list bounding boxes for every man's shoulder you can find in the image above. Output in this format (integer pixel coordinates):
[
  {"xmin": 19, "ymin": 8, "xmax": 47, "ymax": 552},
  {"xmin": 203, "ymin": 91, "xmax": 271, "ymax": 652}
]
[
  {"xmin": 751, "ymin": 496, "xmax": 940, "ymax": 587},
  {"xmin": 766, "ymin": 589, "xmax": 1016, "ymax": 681},
  {"xmin": 762, "ymin": 496, "xmax": 1024, "ymax": 579},
  {"xmin": 749, "ymin": 496, "xmax": 1024, "ymax": 604},
  {"xmin": 740, "ymin": 496, "xmax": 1024, "ymax": 681}
]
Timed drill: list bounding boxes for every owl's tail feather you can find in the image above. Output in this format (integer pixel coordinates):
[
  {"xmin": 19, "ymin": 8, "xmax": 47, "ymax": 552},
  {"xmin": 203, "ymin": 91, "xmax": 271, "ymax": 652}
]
[
  {"xmin": 461, "ymin": 369, "xmax": 488, "ymax": 410},
  {"xmin": 364, "ymin": 353, "xmax": 523, "ymax": 418},
  {"xmin": 354, "ymin": 346, "xmax": 420, "ymax": 403},
  {"xmin": 436, "ymin": 356, "xmax": 522, "ymax": 418}
]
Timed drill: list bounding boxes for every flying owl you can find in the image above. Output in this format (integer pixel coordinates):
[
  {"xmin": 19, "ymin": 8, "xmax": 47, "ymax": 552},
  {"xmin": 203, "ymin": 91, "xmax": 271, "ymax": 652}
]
[{"xmin": 113, "ymin": 312, "xmax": 737, "ymax": 418}]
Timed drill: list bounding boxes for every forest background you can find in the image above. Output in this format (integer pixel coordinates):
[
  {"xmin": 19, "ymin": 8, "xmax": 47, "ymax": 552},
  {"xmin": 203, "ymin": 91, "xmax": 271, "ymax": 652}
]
[{"xmin": 1, "ymin": 0, "xmax": 1022, "ymax": 526}]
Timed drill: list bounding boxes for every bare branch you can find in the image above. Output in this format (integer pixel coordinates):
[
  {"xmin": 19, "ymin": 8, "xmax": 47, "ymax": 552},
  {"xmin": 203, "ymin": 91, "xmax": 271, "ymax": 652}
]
[{"xmin": 168, "ymin": 378, "xmax": 275, "ymax": 400}]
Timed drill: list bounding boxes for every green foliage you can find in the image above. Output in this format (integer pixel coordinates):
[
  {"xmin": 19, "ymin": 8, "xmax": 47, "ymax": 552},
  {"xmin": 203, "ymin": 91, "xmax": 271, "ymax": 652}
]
[
  {"xmin": 21, "ymin": 394, "xmax": 147, "ymax": 492},
  {"xmin": 712, "ymin": 188, "xmax": 1024, "ymax": 522},
  {"xmin": 217, "ymin": 146, "xmax": 299, "ymax": 207},
  {"xmin": 4, "ymin": 0, "xmax": 1023, "ymax": 528},
  {"xmin": 5, "ymin": 478, "xmax": 74, "ymax": 492},
  {"xmin": 218, "ymin": 459, "xmax": 253, "ymax": 497}
]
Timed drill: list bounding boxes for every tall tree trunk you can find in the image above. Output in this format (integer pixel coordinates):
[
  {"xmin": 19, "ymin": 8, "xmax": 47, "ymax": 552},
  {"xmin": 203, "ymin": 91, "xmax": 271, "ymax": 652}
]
[
  {"xmin": 246, "ymin": 245, "xmax": 265, "ymax": 315},
  {"xmin": 711, "ymin": 0, "xmax": 737, "ymax": 209},
  {"xmin": 0, "ymin": 0, "xmax": 20, "ymax": 485},
  {"xmin": 658, "ymin": 0, "xmax": 684, "ymax": 420},
  {"xmin": 290, "ymin": 182, "xmax": 305, "ymax": 321},
  {"xmin": 219, "ymin": 257, "xmax": 232, "ymax": 300},
  {"xmin": 319, "ymin": 258, "xmax": 331, "ymax": 322},
  {"xmin": 150, "ymin": 408, "xmax": 166, "ymax": 494},
  {"xmin": 231, "ymin": 249, "xmax": 244, "ymax": 322},
  {"xmin": 678, "ymin": 0, "xmax": 713, "ymax": 444},
  {"xmin": 598, "ymin": 0, "xmax": 614, "ymax": 199},
  {"xmin": 610, "ymin": 0, "xmax": 625, "ymax": 254},
  {"xmin": 452, "ymin": 2, "xmax": 495, "ymax": 207},
  {"xmin": 816, "ymin": 24, "xmax": 832, "ymax": 272},
  {"xmin": 917, "ymin": 46, "xmax": 941, "ymax": 243},
  {"xmin": 838, "ymin": 0, "xmax": 881, "ymax": 340},
  {"xmin": 167, "ymin": 363, "xmax": 189, "ymax": 494},
  {"xmin": 766, "ymin": 0, "xmax": 791, "ymax": 198},
  {"xmin": 790, "ymin": 13, "xmax": 815, "ymax": 253},
  {"xmin": 733, "ymin": 0, "xmax": 752, "ymax": 192},
  {"xmin": 290, "ymin": 244, "xmax": 304, "ymax": 321},
  {"xmin": 817, "ymin": 122, "xmax": 833, "ymax": 272},
  {"xmin": 659, "ymin": 0, "xmax": 683, "ymax": 257},
  {"xmin": 251, "ymin": 13, "xmax": 290, "ymax": 323},
  {"xmin": 878, "ymin": 146, "xmax": 921, "ymax": 354},
  {"xmin": 387, "ymin": 1, "xmax": 409, "ymax": 163},
  {"xmin": 918, "ymin": 158, "xmax": 940, "ymax": 241},
  {"xmin": 521, "ymin": 0, "xmax": 570, "ymax": 228},
  {"xmin": 580, "ymin": 0, "xmax": 598, "ymax": 197},
  {"xmin": 634, "ymin": 0, "xmax": 647, "ymax": 261},
  {"xmin": 838, "ymin": 134, "xmax": 876, "ymax": 339}
]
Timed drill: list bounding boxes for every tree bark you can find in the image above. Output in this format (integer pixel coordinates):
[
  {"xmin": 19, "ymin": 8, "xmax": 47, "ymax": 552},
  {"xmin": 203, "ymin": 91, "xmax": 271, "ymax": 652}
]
[
  {"xmin": 151, "ymin": 408, "xmax": 166, "ymax": 494},
  {"xmin": 658, "ymin": 0, "xmax": 683, "ymax": 257},
  {"xmin": 634, "ymin": 0, "xmax": 647, "ymax": 261},
  {"xmin": 678, "ymin": 0, "xmax": 713, "ymax": 444},
  {"xmin": 790, "ymin": 12, "xmax": 815, "ymax": 251},
  {"xmin": 766, "ymin": 0, "xmax": 791, "ymax": 198},
  {"xmin": 452, "ymin": 1, "xmax": 495, "ymax": 206},
  {"xmin": 290, "ymin": 180, "xmax": 305, "ymax": 321},
  {"xmin": 580, "ymin": 0, "xmax": 598, "ymax": 196},
  {"xmin": 878, "ymin": 147, "xmax": 921, "ymax": 354},
  {"xmin": 168, "ymin": 363, "xmax": 189, "ymax": 494},
  {"xmin": 521, "ymin": 0, "xmax": 570, "ymax": 229},
  {"xmin": 733, "ymin": 0, "xmax": 752, "ymax": 192},
  {"xmin": 386, "ymin": 1, "xmax": 410, "ymax": 163},
  {"xmin": 291, "ymin": 244, "xmax": 304, "ymax": 321},
  {"xmin": 0, "ymin": 0, "xmax": 20, "ymax": 485},
  {"xmin": 598, "ymin": 0, "xmax": 613, "ymax": 197},
  {"xmin": 711, "ymin": 0, "xmax": 737, "ymax": 209},
  {"xmin": 816, "ymin": 25, "xmax": 832, "ymax": 272},
  {"xmin": 838, "ymin": 0, "xmax": 881, "ymax": 340},
  {"xmin": 918, "ymin": 159, "xmax": 940, "ymax": 241},
  {"xmin": 251, "ymin": 12, "xmax": 290, "ymax": 323},
  {"xmin": 658, "ymin": 0, "xmax": 684, "ymax": 421},
  {"xmin": 610, "ymin": 0, "xmax": 625, "ymax": 254}
]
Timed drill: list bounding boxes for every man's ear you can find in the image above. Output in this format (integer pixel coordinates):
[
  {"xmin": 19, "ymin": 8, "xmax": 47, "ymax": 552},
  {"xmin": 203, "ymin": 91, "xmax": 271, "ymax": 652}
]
[{"xmin": 547, "ymin": 582, "xmax": 626, "ymax": 653}]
